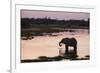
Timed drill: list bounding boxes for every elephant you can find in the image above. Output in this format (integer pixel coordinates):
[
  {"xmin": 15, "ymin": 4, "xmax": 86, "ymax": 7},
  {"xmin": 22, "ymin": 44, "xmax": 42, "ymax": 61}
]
[{"xmin": 59, "ymin": 37, "xmax": 77, "ymax": 55}]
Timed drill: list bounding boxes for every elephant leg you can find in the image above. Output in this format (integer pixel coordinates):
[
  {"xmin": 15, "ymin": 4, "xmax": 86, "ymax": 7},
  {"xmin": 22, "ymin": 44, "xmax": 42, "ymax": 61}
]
[
  {"xmin": 73, "ymin": 45, "xmax": 77, "ymax": 55},
  {"xmin": 65, "ymin": 45, "xmax": 68, "ymax": 55}
]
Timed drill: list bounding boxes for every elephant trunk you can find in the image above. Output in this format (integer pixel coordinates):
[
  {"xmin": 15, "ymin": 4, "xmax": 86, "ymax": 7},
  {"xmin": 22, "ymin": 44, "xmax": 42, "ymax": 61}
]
[
  {"xmin": 59, "ymin": 38, "xmax": 65, "ymax": 47},
  {"xmin": 59, "ymin": 42, "xmax": 62, "ymax": 47}
]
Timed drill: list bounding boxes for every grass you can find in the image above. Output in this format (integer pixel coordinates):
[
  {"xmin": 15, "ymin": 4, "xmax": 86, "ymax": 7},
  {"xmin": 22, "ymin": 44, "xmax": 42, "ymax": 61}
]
[
  {"xmin": 21, "ymin": 27, "xmax": 78, "ymax": 38},
  {"xmin": 21, "ymin": 53, "xmax": 90, "ymax": 63}
]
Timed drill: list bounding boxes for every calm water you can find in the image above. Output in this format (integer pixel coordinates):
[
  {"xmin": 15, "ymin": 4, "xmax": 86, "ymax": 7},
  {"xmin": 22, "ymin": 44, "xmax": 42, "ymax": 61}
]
[{"xmin": 21, "ymin": 29, "xmax": 89, "ymax": 60}]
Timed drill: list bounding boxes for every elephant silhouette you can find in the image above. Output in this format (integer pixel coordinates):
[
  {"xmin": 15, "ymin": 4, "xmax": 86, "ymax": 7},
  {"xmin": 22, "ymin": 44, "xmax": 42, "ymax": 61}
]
[{"xmin": 59, "ymin": 37, "xmax": 77, "ymax": 55}]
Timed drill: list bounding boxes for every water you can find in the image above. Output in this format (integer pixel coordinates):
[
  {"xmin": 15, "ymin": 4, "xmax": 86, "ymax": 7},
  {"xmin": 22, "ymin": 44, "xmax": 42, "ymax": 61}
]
[{"xmin": 21, "ymin": 29, "xmax": 89, "ymax": 60}]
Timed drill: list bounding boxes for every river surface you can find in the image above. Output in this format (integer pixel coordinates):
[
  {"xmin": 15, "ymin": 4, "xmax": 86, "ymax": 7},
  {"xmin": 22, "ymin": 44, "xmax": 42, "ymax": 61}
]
[{"xmin": 21, "ymin": 29, "xmax": 89, "ymax": 60}]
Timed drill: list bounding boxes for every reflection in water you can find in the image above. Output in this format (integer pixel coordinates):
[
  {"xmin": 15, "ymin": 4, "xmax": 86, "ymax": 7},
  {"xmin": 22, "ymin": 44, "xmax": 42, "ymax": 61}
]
[{"xmin": 21, "ymin": 29, "xmax": 89, "ymax": 60}]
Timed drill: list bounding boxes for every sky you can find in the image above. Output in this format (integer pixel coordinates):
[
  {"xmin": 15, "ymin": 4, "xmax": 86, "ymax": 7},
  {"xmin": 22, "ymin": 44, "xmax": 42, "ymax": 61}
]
[{"xmin": 21, "ymin": 10, "xmax": 90, "ymax": 20}]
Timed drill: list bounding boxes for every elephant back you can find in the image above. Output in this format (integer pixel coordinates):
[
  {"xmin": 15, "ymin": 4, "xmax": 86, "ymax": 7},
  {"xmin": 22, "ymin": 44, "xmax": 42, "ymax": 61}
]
[{"xmin": 64, "ymin": 37, "xmax": 77, "ymax": 46}]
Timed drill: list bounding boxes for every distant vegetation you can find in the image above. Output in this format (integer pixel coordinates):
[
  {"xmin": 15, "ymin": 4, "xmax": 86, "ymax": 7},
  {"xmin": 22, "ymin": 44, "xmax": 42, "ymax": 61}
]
[
  {"xmin": 21, "ymin": 17, "xmax": 89, "ymax": 37},
  {"xmin": 21, "ymin": 17, "xmax": 89, "ymax": 28}
]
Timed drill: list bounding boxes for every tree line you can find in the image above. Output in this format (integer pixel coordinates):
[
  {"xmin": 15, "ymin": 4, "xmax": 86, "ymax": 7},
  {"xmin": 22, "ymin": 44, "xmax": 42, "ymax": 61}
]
[{"xmin": 21, "ymin": 17, "xmax": 89, "ymax": 29}]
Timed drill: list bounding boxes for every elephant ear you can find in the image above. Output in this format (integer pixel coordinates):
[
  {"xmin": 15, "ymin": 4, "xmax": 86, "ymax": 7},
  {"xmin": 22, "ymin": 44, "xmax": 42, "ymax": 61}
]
[
  {"xmin": 61, "ymin": 38, "xmax": 66, "ymax": 43},
  {"xmin": 59, "ymin": 38, "xmax": 66, "ymax": 46},
  {"xmin": 61, "ymin": 38, "xmax": 69, "ymax": 44},
  {"xmin": 71, "ymin": 37, "xmax": 75, "ymax": 40}
]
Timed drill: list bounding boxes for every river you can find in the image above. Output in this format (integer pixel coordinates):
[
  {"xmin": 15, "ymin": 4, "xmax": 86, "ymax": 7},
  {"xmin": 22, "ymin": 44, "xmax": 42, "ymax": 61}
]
[{"xmin": 21, "ymin": 29, "xmax": 89, "ymax": 60}]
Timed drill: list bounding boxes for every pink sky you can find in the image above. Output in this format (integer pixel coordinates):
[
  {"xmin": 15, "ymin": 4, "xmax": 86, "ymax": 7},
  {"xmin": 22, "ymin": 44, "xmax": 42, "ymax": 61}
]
[{"xmin": 21, "ymin": 10, "xmax": 89, "ymax": 20}]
